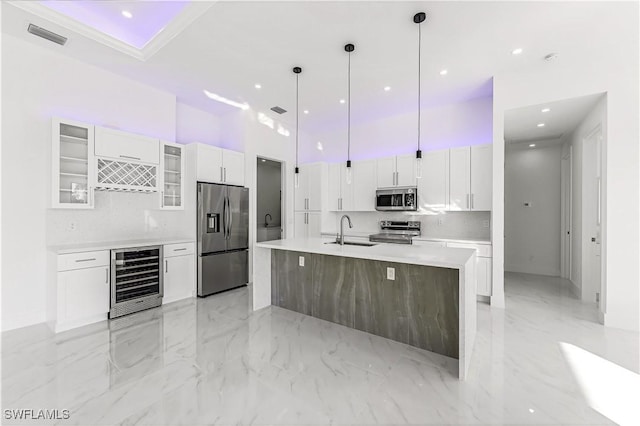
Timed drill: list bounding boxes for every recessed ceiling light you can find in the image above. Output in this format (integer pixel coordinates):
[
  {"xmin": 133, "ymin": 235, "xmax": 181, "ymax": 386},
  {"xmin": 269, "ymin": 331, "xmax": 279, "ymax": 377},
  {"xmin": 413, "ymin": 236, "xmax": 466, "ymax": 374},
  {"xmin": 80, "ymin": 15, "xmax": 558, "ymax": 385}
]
[
  {"xmin": 303, "ymin": 110, "xmax": 309, "ymax": 114},
  {"xmin": 529, "ymin": 409, "xmax": 535, "ymax": 413},
  {"xmin": 529, "ymin": 144, "xmax": 536, "ymax": 148},
  {"xmin": 254, "ymin": 83, "xmax": 261, "ymax": 89},
  {"xmin": 339, "ymin": 99, "xmax": 346, "ymax": 104},
  {"xmin": 440, "ymin": 69, "xmax": 448, "ymax": 75},
  {"xmin": 121, "ymin": 10, "xmax": 133, "ymax": 19},
  {"xmin": 512, "ymin": 48, "xmax": 523, "ymax": 55},
  {"xmin": 261, "ymin": 159, "xmax": 266, "ymax": 162},
  {"xmin": 316, "ymin": 142, "xmax": 324, "ymax": 151},
  {"xmin": 541, "ymin": 108, "xmax": 551, "ymax": 113},
  {"xmin": 384, "ymin": 86, "xmax": 391, "ymax": 92},
  {"xmin": 537, "ymin": 123, "xmax": 545, "ymax": 127}
]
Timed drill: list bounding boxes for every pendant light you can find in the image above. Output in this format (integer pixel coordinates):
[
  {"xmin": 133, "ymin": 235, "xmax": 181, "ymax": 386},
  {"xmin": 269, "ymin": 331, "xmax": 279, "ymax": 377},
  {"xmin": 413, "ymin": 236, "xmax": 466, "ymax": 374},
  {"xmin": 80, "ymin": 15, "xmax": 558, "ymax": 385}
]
[
  {"xmin": 293, "ymin": 66, "xmax": 302, "ymax": 188},
  {"xmin": 414, "ymin": 12, "xmax": 426, "ymax": 179},
  {"xmin": 344, "ymin": 43, "xmax": 355, "ymax": 185}
]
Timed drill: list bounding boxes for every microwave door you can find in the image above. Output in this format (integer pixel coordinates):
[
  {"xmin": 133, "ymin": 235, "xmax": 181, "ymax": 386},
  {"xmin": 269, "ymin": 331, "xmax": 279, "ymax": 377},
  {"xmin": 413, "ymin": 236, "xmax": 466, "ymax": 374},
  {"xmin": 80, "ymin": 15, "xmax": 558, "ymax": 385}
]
[{"xmin": 198, "ymin": 183, "xmax": 226, "ymax": 255}]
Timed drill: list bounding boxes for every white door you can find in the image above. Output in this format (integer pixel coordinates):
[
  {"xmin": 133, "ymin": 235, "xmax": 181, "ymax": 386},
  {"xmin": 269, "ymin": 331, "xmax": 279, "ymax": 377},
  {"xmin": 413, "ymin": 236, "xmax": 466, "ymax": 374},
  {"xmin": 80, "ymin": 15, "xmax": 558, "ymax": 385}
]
[
  {"xmin": 307, "ymin": 212, "xmax": 322, "ymax": 237},
  {"xmin": 376, "ymin": 157, "xmax": 396, "ymax": 188},
  {"xmin": 470, "ymin": 144, "xmax": 492, "ymax": 211},
  {"xmin": 164, "ymin": 255, "xmax": 195, "ymax": 304},
  {"xmin": 352, "ymin": 159, "xmax": 377, "ymax": 211},
  {"xmin": 294, "ymin": 212, "xmax": 307, "ymax": 238},
  {"xmin": 196, "ymin": 144, "xmax": 223, "ymax": 183},
  {"xmin": 418, "ymin": 149, "xmax": 448, "ymax": 210},
  {"xmin": 396, "ymin": 154, "xmax": 417, "ymax": 187},
  {"xmin": 327, "ymin": 163, "xmax": 342, "ymax": 211},
  {"xmin": 59, "ymin": 266, "xmax": 110, "ymax": 322},
  {"xmin": 449, "ymin": 147, "xmax": 471, "ymax": 210},
  {"xmin": 306, "ymin": 163, "xmax": 323, "ymax": 211},
  {"xmin": 561, "ymin": 146, "xmax": 573, "ymax": 280},
  {"xmin": 583, "ymin": 127, "xmax": 603, "ymax": 306},
  {"xmin": 222, "ymin": 150, "xmax": 245, "ymax": 186}
]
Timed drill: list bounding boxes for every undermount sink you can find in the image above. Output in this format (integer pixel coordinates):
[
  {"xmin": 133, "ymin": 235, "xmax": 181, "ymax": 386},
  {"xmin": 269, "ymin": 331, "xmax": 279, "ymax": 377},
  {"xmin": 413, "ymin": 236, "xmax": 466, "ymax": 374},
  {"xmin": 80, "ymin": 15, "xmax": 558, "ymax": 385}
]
[{"xmin": 325, "ymin": 241, "xmax": 377, "ymax": 247}]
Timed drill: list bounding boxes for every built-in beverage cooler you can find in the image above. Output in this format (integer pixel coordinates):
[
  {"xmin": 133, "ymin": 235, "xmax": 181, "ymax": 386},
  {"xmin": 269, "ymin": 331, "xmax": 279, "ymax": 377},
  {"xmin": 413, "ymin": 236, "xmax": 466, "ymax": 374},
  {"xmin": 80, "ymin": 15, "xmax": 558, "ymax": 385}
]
[{"xmin": 109, "ymin": 246, "xmax": 163, "ymax": 319}]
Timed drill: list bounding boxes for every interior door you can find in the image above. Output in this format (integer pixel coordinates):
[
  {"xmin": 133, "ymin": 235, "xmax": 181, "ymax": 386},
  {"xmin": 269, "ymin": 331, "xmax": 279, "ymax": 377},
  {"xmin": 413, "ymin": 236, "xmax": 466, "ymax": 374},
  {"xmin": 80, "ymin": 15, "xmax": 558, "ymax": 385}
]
[
  {"xmin": 197, "ymin": 183, "xmax": 226, "ymax": 255},
  {"xmin": 583, "ymin": 127, "xmax": 602, "ymax": 306},
  {"xmin": 226, "ymin": 186, "xmax": 249, "ymax": 251}
]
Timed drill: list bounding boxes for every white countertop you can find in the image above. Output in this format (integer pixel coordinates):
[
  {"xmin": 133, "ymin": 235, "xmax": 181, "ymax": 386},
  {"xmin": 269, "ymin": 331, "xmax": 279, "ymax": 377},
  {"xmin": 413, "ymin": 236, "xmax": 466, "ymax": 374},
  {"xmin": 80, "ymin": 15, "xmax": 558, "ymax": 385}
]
[
  {"xmin": 320, "ymin": 231, "xmax": 490, "ymax": 245},
  {"xmin": 49, "ymin": 238, "xmax": 195, "ymax": 254},
  {"xmin": 255, "ymin": 238, "xmax": 475, "ymax": 270}
]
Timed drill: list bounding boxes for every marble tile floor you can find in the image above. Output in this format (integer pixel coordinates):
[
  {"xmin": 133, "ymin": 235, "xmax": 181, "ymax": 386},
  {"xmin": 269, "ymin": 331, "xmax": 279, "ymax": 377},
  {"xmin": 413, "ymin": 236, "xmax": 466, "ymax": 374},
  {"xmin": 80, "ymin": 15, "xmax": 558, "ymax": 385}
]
[{"xmin": 2, "ymin": 272, "xmax": 638, "ymax": 425}]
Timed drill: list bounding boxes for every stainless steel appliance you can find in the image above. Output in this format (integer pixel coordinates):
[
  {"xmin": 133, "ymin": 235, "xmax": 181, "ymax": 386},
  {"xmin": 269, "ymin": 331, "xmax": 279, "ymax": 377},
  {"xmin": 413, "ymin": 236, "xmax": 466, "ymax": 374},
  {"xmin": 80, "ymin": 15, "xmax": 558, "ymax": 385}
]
[
  {"xmin": 110, "ymin": 246, "xmax": 163, "ymax": 319},
  {"xmin": 369, "ymin": 221, "xmax": 421, "ymax": 244},
  {"xmin": 197, "ymin": 182, "xmax": 249, "ymax": 297},
  {"xmin": 375, "ymin": 187, "xmax": 418, "ymax": 211}
]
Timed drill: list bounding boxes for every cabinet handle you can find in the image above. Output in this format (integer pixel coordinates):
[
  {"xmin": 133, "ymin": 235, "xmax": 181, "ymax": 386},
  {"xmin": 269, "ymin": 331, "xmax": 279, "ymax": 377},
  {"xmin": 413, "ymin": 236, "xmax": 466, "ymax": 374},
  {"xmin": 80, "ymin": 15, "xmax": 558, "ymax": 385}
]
[
  {"xmin": 165, "ymin": 259, "xmax": 168, "ymax": 273},
  {"xmin": 119, "ymin": 155, "xmax": 141, "ymax": 161},
  {"xmin": 220, "ymin": 167, "xmax": 223, "ymax": 182},
  {"xmin": 466, "ymin": 194, "xmax": 470, "ymax": 208},
  {"xmin": 161, "ymin": 191, "xmax": 164, "ymax": 208},
  {"xmin": 105, "ymin": 268, "xmax": 109, "ymax": 284},
  {"xmin": 173, "ymin": 248, "xmax": 187, "ymax": 252},
  {"xmin": 224, "ymin": 168, "xmax": 226, "ymax": 182},
  {"xmin": 306, "ymin": 212, "xmax": 309, "ymax": 224},
  {"xmin": 75, "ymin": 258, "xmax": 96, "ymax": 263},
  {"xmin": 471, "ymin": 193, "xmax": 474, "ymax": 209}
]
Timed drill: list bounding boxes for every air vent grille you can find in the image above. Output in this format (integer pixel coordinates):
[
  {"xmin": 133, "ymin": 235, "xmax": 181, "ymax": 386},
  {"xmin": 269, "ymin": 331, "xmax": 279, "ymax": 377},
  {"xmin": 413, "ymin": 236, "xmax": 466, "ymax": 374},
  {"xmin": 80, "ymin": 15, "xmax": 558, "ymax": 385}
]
[
  {"xmin": 270, "ymin": 106, "xmax": 287, "ymax": 114},
  {"xmin": 27, "ymin": 24, "xmax": 67, "ymax": 45}
]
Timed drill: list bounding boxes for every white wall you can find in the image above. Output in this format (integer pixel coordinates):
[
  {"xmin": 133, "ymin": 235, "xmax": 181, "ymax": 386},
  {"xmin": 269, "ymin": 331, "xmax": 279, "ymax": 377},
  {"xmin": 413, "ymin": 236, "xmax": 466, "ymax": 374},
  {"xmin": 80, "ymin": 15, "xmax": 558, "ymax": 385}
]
[
  {"xmin": 505, "ymin": 142, "xmax": 562, "ymax": 276},
  {"xmin": 492, "ymin": 3, "xmax": 639, "ymax": 330},
  {"xmin": 1, "ymin": 35, "xmax": 225, "ymax": 331},
  {"xmin": 176, "ymin": 102, "xmax": 222, "ymax": 146},
  {"xmin": 303, "ymin": 96, "xmax": 492, "ymax": 163}
]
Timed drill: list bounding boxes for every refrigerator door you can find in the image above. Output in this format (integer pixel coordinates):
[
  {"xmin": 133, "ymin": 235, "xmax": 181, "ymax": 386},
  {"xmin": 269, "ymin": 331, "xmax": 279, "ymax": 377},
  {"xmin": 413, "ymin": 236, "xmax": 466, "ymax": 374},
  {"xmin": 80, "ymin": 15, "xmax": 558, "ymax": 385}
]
[
  {"xmin": 226, "ymin": 186, "xmax": 249, "ymax": 251},
  {"xmin": 197, "ymin": 182, "xmax": 226, "ymax": 255},
  {"xmin": 197, "ymin": 250, "xmax": 248, "ymax": 296}
]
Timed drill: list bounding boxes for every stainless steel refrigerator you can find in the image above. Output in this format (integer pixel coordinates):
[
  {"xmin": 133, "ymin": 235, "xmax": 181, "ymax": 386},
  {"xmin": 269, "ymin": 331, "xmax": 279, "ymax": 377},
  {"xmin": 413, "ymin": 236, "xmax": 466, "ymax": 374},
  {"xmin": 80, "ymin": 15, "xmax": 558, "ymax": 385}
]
[{"xmin": 197, "ymin": 182, "xmax": 249, "ymax": 297}]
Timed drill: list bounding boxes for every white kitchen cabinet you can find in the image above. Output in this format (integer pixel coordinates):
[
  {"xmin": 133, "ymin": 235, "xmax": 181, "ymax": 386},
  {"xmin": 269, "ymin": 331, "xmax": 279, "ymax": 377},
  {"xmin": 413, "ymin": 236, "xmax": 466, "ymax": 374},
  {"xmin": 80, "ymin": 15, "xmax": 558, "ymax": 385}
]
[
  {"xmin": 449, "ymin": 145, "xmax": 492, "ymax": 211},
  {"xmin": 446, "ymin": 241, "xmax": 492, "ymax": 296},
  {"xmin": 470, "ymin": 144, "xmax": 492, "ymax": 211},
  {"xmin": 352, "ymin": 159, "xmax": 377, "ymax": 211},
  {"xmin": 159, "ymin": 141, "xmax": 184, "ymax": 210},
  {"xmin": 294, "ymin": 163, "xmax": 323, "ymax": 211},
  {"xmin": 376, "ymin": 155, "xmax": 416, "ymax": 188},
  {"xmin": 52, "ymin": 118, "xmax": 95, "ymax": 209},
  {"xmin": 418, "ymin": 149, "xmax": 448, "ymax": 211},
  {"xmin": 294, "ymin": 211, "xmax": 321, "ymax": 238},
  {"xmin": 327, "ymin": 163, "xmax": 342, "ymax": 211},
  {"xmin": 95, "ymin": 126, "xmax": 159, "ymax": 164},
  {"xmin": 163, "ymin": 242, "xmax": 195, "ymax": 304},
  {"xmin": 222, "ymin": 150, "xmax": 245, "ymax": 186},
  {"xmin": 54, "ymin": 250, "xmax": 110, "ymax": 332}
]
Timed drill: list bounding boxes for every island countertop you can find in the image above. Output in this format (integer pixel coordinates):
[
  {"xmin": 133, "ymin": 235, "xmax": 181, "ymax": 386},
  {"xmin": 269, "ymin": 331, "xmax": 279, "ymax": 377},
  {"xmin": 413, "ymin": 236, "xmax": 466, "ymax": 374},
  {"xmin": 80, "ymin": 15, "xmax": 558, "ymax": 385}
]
[{"xmin": 255, "ymin": 238, "xmax": 476, "ymax": 270}]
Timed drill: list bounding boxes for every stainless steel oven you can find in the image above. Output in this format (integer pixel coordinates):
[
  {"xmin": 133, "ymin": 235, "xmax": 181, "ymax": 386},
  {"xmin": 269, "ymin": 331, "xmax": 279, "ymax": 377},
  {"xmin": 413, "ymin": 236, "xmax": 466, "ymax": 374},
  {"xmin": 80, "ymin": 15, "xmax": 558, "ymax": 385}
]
[
  {"xmin": 109, "ymin": 246, "xmax": 163, "ymax": 319},
  {"xmin": 375, "ymin": 187, "xmax": 418, "ymax": 211}
]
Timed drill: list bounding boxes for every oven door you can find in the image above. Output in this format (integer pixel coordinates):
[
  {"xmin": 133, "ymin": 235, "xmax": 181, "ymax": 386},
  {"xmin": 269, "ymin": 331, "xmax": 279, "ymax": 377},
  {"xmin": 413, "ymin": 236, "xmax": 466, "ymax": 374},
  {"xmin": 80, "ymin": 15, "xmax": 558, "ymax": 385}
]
[{"xmin": 375, "ymin": 190, "xmax": 405, "ymax": 211}]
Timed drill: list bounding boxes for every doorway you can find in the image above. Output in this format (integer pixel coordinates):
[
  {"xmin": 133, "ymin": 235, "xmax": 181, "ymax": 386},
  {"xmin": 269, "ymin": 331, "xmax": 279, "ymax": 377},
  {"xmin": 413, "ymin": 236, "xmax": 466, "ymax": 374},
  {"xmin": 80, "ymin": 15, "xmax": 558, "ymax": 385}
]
[{"xmin": 256, "ymin": 157, "xmax": 283, "ymax": 242}]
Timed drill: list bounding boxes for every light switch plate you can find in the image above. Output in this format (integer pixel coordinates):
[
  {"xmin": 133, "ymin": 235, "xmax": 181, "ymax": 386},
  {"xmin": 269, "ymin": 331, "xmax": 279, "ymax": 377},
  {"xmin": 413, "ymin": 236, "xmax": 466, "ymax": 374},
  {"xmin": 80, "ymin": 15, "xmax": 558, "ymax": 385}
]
[
  {"xmin": 299, "ymin": 256, "xmax": 305, "ymax": 267},
  {"xmin": 386, "ymin": 267, "xmax": 395, "ymax": 280}
]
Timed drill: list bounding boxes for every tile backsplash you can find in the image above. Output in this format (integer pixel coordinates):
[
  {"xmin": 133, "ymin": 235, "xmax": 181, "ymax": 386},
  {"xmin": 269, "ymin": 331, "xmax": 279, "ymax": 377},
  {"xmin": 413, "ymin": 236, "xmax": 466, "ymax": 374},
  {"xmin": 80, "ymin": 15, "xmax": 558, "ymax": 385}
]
[{"xmin": 325, "ymin": 211, "xmax": 491, "ymax": 240}]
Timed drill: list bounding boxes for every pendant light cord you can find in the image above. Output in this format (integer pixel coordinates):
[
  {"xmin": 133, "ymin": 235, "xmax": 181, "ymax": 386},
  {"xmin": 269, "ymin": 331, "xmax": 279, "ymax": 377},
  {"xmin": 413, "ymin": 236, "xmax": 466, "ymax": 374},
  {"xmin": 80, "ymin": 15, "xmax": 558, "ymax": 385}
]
[
  {"xmin": 417, "ymin": 22, "xmax": 421, "ymax": 152},
  {"xmin": 348, "ymin": 50, "xmax": 351, "ymax": 162},
  {"xmin": 296, "ymin": 73, "xmax": 299, "ymax": 168}
]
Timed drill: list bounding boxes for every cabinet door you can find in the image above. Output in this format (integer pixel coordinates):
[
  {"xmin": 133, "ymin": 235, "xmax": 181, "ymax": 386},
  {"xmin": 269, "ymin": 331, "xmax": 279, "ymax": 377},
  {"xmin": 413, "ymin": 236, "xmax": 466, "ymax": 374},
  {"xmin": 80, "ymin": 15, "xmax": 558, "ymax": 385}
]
[
  {"xmin": 352, "ymin": 159, "xmax": 377, "ymax": 211},
  {"xmin": 222, "ymin": 149, "xmax": 245, "ymax": 186},
  {"xmin": 160, "ymin": 142, "xmax": 184, "ymax": 210},
  {"xmin": 52, "ymin": 118, "xmax": 95, "ymax": 209},
  {"xmin": 59, "ymin": 266, "xmax": 110, "ymax": 322},
  {"xmin": 327, "ymin": 163, "xmax": 342, "ymax": 211},
  {"xmin": 163, "ymin": 254, "xmax": 195, "ymax": 304},
  {"xmin": 418, "ymin": 150, "xmax": 448, "ymax": 211},
  {"xmin": 449, "ymin": 147, "xmax": 471, "ymax": 210},
  {"xmin": 470, "ymin": 144, "xmax": 492, "ymax": 211},
  {"xmin": 476, "ymin": 257, "xmax": 492, "ymax": 296},
  {"xmin": 294, "ymin": 166, "xmax": 309, "ymax": 211},
  {"xmin": 271, "ymin": 250, "xmax": 313, "ymax": 315},
  {"xmin": 376, "ymin": 157, "xmax": 396, "ymax": 188},
  {"xmin": 294, "ymin": 212, "xmax": 307, "ymax": 238},
  {"xmin": 340, "ymin": 165, "xmax": 355, "ymax": 211},
  {"xmin": 306, "ymin": 163, "xmax": 323, "ymax": 211},
  {"xmin": 396, "ymin": 154, "xmax": 417, "ymax": 187},
  {"xmin": 307, "ymin": 212, "xmax": 321, "ymax": 238},
  {"xmin": 95, "ymin": 126, "xmax": 159, "ymax": 164},
  {"xmin": 196, "ymin": 144, "xmax": 223, "ymax": 183}
]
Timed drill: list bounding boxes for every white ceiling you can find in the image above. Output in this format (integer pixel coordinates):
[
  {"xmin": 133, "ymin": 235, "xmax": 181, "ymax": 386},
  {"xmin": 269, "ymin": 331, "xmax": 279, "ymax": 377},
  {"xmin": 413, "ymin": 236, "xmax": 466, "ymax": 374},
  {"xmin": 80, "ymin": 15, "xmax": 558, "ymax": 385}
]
[
  {"xmin": 1, "ymin": 1, "xmax": 631, "ymax": 133},
  {"xmin": 504, "ymin": 93, "xmax": 604, "ymax": 146}
]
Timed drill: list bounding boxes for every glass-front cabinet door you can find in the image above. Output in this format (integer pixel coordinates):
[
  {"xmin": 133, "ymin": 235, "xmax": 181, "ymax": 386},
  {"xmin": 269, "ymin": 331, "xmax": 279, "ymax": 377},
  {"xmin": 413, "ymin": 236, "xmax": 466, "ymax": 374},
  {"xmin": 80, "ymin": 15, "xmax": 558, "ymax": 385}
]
[
  {"xmin": 160, "ymin": 142, "xmax": 184, "ymax": 210},
  {"xmin": 52, "ymin": 118, "xmax": 95, "ymax": 209}
]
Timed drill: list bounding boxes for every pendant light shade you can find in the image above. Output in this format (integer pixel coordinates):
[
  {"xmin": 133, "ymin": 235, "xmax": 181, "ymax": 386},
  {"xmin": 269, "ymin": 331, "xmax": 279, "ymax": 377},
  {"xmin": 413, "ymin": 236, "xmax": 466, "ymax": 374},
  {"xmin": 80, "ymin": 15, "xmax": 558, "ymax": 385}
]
[
  {"xmin": 293, "ymin": 66, "xmax": 302, "ymax": 188},
  {"xmin": 345, "ymin": 43, "xmax": 355, "ymax": 185},
  {"xmin": 414, "ymin": 12, "xmax": 426, "ymax": 179}
]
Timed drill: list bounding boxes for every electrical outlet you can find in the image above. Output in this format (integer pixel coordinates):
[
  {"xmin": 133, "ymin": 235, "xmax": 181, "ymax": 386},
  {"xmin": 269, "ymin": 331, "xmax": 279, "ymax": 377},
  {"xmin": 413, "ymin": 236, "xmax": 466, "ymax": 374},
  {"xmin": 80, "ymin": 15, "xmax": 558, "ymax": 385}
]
[
  {"xmin": 482, "ymin": 220, "xmax": 490, "ymax": 228},
  {"xmin": 299, "ymin": 256, "xmax": 305, "ymax": 267},
  {"xmin": 437, "ymin": 218, "xmax": 444, "ymax": 226},
  {"xmin": 68, "ymin": 222, "xmax": 76, "ymax": 231},
  {"xmin": 386, "ymin": 267, "xmax": 395, "ymax": 280}
]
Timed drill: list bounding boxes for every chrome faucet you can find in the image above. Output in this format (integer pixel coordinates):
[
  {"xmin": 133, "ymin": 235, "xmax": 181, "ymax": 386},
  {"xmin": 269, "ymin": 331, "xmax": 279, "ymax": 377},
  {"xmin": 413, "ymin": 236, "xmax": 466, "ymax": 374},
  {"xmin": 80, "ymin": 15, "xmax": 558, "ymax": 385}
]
[
  {"xmin": 264, "ymin": 213, "xmax": 272, "ymax": 227},
  {"xmin": 339, "ymin": 214, "xmax": 353, "ymax": 245}
]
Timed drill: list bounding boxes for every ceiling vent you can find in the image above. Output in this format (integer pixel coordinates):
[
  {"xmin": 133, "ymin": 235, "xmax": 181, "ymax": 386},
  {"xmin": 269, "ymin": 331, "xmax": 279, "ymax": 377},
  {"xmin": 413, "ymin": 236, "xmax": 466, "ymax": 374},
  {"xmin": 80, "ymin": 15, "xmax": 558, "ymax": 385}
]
[
  {"xmin": 27, "ymin": 24, "xmax": 67, "ymax": 46},
  {"xmin": 270, "ymin": 106, "xmax": 287, "ymax": 114}
]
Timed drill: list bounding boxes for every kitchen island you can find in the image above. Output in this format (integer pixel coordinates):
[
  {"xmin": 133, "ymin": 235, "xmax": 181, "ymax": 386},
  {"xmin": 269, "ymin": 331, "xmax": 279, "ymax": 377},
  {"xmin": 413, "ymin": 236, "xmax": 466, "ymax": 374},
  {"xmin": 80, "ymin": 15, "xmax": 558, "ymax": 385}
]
[{"xmin": 253, "ymin": 238, "xmax": 477, "ymax": 379}]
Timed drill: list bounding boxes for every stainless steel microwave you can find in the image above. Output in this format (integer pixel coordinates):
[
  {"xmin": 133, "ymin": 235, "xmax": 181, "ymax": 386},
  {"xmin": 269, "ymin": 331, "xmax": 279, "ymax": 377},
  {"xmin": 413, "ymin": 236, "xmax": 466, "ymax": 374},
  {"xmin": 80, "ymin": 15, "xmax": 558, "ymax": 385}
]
[{"xmin": 375, "ymin": 187, "xmax": 418, "ymax": 211}]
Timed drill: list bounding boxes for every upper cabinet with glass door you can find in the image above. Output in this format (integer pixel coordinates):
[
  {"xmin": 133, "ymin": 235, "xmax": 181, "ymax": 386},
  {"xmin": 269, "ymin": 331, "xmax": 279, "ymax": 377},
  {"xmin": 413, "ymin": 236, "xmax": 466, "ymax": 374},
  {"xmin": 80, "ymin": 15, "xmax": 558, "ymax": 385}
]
[
  {"xmin": 159, "ymin": 141, "xmax": 184, "ymax": 210},
  {"xmin": 52, "ymin": 118, "xmax": 95, "ymax": 209}
]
